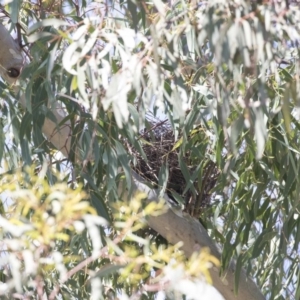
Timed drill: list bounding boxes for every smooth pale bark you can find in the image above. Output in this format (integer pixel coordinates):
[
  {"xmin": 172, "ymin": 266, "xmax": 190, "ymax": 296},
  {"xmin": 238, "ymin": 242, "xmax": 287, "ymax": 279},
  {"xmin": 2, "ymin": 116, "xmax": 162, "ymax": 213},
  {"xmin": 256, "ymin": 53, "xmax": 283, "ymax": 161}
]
[
  {"xmin": 0, "ymin": 23, "xmax": 265, "ymax": 300},
  {"xmin": 0, "ymin": 23, "xmax": 72, "ymax": 155},
  {"xmin": 133, "ymin": 173, "xmax": 265, "ymax": 300},
  {"xmin": 0, "ymin": 23, "xmax": 23, "ymax": 85}
]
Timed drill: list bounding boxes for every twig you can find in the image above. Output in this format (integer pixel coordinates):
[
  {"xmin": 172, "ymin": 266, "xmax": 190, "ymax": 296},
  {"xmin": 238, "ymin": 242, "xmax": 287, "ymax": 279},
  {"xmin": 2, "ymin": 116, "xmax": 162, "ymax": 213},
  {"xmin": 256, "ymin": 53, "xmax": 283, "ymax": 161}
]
[
  {"xmin": 49, "ymin": 234, "xmax": 123, "ymax": 300},
  {"xmin": 49, "ymin": 247, "xmax": 108, "ymax": 300},
  {"xmin": 137, "ymin": 119, "xmax": 168, "ymax": 140}
]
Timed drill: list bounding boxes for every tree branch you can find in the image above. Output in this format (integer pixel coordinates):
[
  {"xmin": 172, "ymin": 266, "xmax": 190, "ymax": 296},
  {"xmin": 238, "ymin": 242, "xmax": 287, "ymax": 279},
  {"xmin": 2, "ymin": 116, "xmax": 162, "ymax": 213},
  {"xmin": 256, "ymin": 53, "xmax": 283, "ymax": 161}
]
[
  {"xmin": 132, "ymin": 172, "xmax": 265, "ymax": 300},
  {"xmin": 0, "ymin": 23, "xmax": 23, "ymax": 85}
]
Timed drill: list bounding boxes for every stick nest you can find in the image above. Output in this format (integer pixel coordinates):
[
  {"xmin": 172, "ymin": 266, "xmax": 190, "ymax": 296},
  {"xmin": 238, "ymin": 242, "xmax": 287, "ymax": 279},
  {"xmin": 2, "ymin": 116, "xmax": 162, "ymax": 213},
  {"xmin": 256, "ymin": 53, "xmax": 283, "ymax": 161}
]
[{"xmin": 128, "ymin": 116, "xmax": 219, "ymax": 218}]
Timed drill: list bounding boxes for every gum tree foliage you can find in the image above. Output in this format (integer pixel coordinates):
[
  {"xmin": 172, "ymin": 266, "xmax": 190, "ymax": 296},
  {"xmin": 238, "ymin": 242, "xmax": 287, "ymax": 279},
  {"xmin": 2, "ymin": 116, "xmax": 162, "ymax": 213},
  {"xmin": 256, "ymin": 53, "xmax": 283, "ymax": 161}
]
[
  {"xmin": 0, "ymin": 0, "xmax": 300, "ymax": 299},
  {"xmin": 0, "ymin": 168, "xmax": 221, "ymax": 300}
]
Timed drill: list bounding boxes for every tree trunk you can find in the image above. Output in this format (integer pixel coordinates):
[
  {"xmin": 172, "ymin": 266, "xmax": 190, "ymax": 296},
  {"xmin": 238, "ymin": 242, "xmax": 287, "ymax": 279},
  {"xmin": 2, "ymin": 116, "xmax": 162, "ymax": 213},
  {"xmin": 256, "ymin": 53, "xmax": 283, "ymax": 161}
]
[{"xmin": 0, "ymin": 23, "xmax": 265, "ymax": 300}]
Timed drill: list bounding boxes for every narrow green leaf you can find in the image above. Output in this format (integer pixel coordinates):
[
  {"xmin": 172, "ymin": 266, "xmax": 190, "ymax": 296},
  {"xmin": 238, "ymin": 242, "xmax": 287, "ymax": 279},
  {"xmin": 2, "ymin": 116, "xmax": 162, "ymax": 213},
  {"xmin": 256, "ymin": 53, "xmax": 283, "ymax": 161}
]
[
  {"xmin": 229, "ymin": 115, "xmax": 244, "ymax": 154},
  {"xmin": 128, "ymin": 0, "xmax": 138, "ymax": 31},
  {"xmin": 254, "ymin": 107, "xmax": 267, "ymax": 160},
  {"xmin": 90, "ymin": 264, "xmax": 123, "ymax": 280},
  {"xmin": 9, "ymin": 0, "xmax": 21, "ymax": 24},
  {"xmin": 20, "ymin": 112, "xmax": 33, "ymax": 141},
  {"xmin": 20, "ymin": 138, "xmax": 32, "ymax": 166},
  {"xmin": 115, "ymin": 140, "xmax": 131, "ymax": 191},
  {"xmin": 0, "ymin": 123, "xmax": 4, "ymax": 163},
  {"xmin": 47, "ymin": 41, "xmax": 59, "ymax": 80},
  {"xmin": 234, "ymin": 255, "xmax": 244, "ymax": 295},
  {"xmin": 282, "ymin": 84, "xmax": 291, "ymax": 134}
]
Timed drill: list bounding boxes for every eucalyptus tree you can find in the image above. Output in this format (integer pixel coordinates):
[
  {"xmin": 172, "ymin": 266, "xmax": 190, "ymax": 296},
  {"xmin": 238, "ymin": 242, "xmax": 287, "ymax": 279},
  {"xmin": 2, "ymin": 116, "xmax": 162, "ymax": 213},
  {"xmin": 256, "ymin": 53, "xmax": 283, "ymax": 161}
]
[{"xmin": 0, "ymin": 0, "xmax": 299, "ymax": 299}]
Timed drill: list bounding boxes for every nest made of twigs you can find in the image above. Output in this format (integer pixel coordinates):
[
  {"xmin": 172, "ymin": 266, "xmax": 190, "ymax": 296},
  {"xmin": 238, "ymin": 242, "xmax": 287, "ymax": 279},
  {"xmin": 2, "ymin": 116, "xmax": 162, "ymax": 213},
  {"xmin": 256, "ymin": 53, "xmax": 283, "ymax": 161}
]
[{"xmin": 127, "ymin": 116, "xmax": 219, "ymax": 217}]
